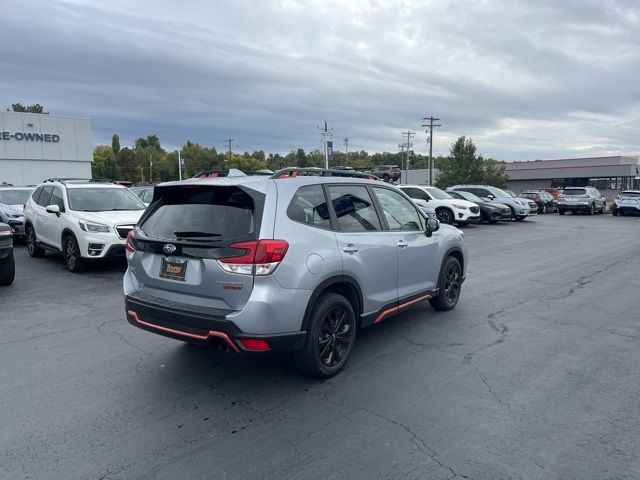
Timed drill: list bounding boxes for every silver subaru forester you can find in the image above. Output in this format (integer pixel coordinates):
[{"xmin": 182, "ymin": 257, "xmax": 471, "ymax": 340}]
[{"xmin": 123, "ymin": 168, "xmax": 467, "ymax": 378}]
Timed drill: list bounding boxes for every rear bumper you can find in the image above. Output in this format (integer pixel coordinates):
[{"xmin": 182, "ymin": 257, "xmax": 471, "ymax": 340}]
[
  {"xmin": 558, "ymin": 202, "xmax": 590, "ymax": 211},
  {"xmin": 615, "ymin": 206, "xmax": 640, "ymax": 214},
  {"xmin": 125, "ymin": 292, "xmax": 306, "ymax": 353}
]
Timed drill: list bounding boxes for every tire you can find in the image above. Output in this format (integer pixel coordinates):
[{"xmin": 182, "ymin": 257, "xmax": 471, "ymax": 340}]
[
  {"xmin": 430, "ymin": 256, "xmax": 463, "ymax": 311},
  {"xmin": 612, "ymin": 208, "xmax": 618, "ymax": 216},
  {"xmin": 436, "ymin": 208, "xmax": 454, "ymax": 225},
  {"xmin": 558, "ymin": 209, "xmax": 565, "ymax": 215},
  {"xmin": 542, "ymin": 204, "xmax": 547, "ymax": 214},
  {"xmin": 515, "ymin": 216, "xmax": 526, "ymax": 221},
  {"xmin": 600, "ymin": 203, "xmax": 606, "ymax": 214},
  {"xmin": 26, "ymin": 225, "xmax": 45, "ymax": 258},
  {"xmin": 0, "ymin": 252, "xmax": 15, "ymax": 286},
  {"xmin": 507, "ymin": 206, "xmax": 515, "ymax": 220},
  {"xmin": 489, "ymin": 220, "xmax": 499, "ymax": 224},
  {"xmin": 63, "ymin": 234, "xmax": 86, "ymax": 273},
  {"xmin": 294, "ymin": 293, "xmax": 356, "ymax": 379},
  {"xmin": 456, "ymin": 221, "xmax": 469, "ymax": 227},
  {"xmin": 587, "ymin": 203, "xmax": 594, "ymax": 215}
]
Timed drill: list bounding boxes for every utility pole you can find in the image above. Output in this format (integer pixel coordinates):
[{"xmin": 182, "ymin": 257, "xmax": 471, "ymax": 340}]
[
  {"xmin": 149, "ymin": 154, "xmax": 153, "ymax": 183},
  {"xmin": 401, "ymin": 130, "xmax": 415, "ymax": 185},
  {"xmin": 225, "ymin": 138, "xmax": 234, "ymax": 164},
  {"xmin": 343, "ymin": 137, "xmax": 349, "ymax": 165},
  {"xmin": 318, "ymin": 121, "xmax": 333, "ymax": 169},
  {"xmin": 178, "ymin": 150, "xmax": 182, "ymax": 181},
  {"xmin": 421, "ymin": 116, "xmax": 441, "ymax": 186}
]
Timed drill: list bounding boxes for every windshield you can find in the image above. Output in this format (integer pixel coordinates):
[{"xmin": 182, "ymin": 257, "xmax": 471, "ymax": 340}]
[
  {"xmin": 450, "ymin": 190, "xmax": 484, "ymax": 203},
  {"xmin": 0, "ymin": 189, "xmax": 32, "ymax": 205},
  {"xmin": 487, "ymin": 186, "xmax": 510, "ymax": 198},
  {"xmin": 424, "ymin": 187, "xmax": 453, "ymax": 200},
  {"xmin": 67, "ymin": 188, "xmax": 146, "ymax": 212}
]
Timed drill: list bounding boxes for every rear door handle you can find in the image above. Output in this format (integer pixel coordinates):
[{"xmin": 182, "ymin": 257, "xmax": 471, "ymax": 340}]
[
  {"xmin": 397, "ymin": 240, "xmax": 408, "ymax": 248},
  {"xmin": 342, "ymin": 244, "xmax": 359, "ymax": 253}
]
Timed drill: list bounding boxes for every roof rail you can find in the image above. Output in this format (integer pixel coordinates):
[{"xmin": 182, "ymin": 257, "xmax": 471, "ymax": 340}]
[
  {"xmin": 192, "ymin": 169, "xmax": 274, "ymax": 179},
  {"xmin": 271, "ymin": 168, "xmax": 378, "ymax": 180},
  {"xmin": 43, "ymin": 178, "xmax": 117, "ymax": 184}
]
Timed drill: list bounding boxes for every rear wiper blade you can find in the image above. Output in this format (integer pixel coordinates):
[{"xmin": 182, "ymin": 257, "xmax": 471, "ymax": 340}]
[{"xmin": 173, "ymin": 231, "xmax": 223, "ymax": 238}]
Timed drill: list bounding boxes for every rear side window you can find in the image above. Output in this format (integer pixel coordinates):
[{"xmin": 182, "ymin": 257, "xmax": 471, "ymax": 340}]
[
  {"xmin": 141, "ymin": 186, "xmax": 261, "ymax": 242},
  {"xmin": 37, "ymin": 186, "xmax": 54, "ymax": 207},
  {"xmin": 327, "ymin": 185, "xmax": 381, "ymax": 232},
  {"xmin": 402, "ymin": 187, "xmax": 429, "ymax": 202},
  {"xmin": 31, "ymin": 186, "xmax": 43, "ymax": 204},
  {"xmin": 287, "ymin": 185, "xmax": 331, "ymax": 229}
]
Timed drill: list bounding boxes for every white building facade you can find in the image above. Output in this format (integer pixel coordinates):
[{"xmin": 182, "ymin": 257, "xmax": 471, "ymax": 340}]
[{"xmin": 0, "ymin": 111, "xmax": 92, "ymax": 186}]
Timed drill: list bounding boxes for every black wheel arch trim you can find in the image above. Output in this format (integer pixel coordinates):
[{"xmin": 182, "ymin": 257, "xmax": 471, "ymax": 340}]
[{"xmin": 300, "ymin": 275, "xmax": 364, "ymax": 332}]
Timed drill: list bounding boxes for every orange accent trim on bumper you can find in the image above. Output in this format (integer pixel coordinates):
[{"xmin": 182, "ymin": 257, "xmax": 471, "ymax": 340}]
[{"xmin": 127, "ymin": 310, "xmax": 240, "ymax": 353}]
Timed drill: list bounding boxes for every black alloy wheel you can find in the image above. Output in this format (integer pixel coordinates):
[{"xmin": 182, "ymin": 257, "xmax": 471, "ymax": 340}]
[
  {"xmin": 294, "ymin": 293, "xmax": 356, "ymax": 378},
  {"xmin": 430, "ymin": 256, "xmax": 463, "ymax": 311},
  {"xmin": 64, "ymin": 235, "xmax": 85, "ymax": 273},
  {"xmin": 437, "ymin": 208, "xmax": 454, "ymax": 224},
  {"xmin": 26, "ymin": 227, "xmax": 45, "ymax": 257},
  {"xmin": 318, "ymin": 305, "xmax": 353, "ymax": 368}
]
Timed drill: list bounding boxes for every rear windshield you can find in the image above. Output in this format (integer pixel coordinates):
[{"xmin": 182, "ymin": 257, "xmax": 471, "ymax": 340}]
[
  {"xmin": 0, "ymin": 189, "xmax": 32, "ymax": 204},
  {"xmin": 620, "ymin": 191, "xmax": 640, "ymax": 198},
  {"xmin": 563, "ymin": 188, "xmax": 586, "ymax": 196},
  {"xmin": 520, "ymin": 193, "xmax": 538, "ymax": 199},
  {"xmin": 141, "ymin": 186, "xmax": 261, "ymax": 242}
]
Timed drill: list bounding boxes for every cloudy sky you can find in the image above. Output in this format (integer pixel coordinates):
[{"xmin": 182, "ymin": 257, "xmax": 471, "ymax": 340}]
[{"xmin": 1, "ymin": 0, "xmax": 638, "ymax": 160}]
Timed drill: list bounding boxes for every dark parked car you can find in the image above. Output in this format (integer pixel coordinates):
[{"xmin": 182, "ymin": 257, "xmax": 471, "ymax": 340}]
[
  {"xmin": 447, "ymin": 190, "xmax": 512, "ymax": 223},
  {"xmin": 520, "ymin": 190, "xmax": 558, "ymax": 214},
  {"xmin": 366, "ymin": 165, "xmax": 401, "ymax": 183},
  {"xmin": 542, "ymin": 187, "xmax": 562, "ymax": 200},
  {"xmin": 0, "ymin": 222, "xmax": 15, "ymax": 286}
]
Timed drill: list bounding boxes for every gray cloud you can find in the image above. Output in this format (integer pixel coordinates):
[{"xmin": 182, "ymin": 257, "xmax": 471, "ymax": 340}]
[{"xmin": 1, "ymin": 0, "xmax": 638, "ymax": 160}]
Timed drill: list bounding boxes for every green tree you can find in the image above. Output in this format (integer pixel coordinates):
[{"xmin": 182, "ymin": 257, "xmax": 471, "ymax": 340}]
[
  {"xmin": 436, "ymin": 136, "xmax": 484, "ymax": 188},
  {"xmin": 111, "ymin": 134, "xmax": 121, "ymax": 156},
  {"xmin": 295, "ymin": 148, "xmax": 308, "ymax": 168},
  {"xmin": 92, "ymin": 145, "xmax": 119, "ymax": 180},
  {"xmin": 11, "ymin": 103, "xmax": 48, "ymax": 114},
  {"xmin": 116, "ymin": 147, "xmax": 136, "ymax": 181}
]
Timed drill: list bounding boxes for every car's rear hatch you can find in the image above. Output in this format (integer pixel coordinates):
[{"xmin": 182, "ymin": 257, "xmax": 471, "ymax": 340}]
[{"xmin": 128, "ymin": 181, "xmax": 266, "ymax": 311}]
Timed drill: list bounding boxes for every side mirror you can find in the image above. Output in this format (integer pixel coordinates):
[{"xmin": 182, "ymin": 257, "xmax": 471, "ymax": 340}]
[
  {"xmin": 46, "ymin": 204, "xmax": 61, "ymax": 216},
  {"xmin": 425, "ymin": 217, "xmax": 440, "ymax": 237},
  {"xmin": 486, "ymin": 194, "xmax": 495, "ymax": 200}
]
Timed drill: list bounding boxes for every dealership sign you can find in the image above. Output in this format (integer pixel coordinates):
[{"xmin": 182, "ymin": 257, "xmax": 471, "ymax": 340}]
[{"xmin": 0, "ymin": 132, "xmax": 60, "ymax": 142}]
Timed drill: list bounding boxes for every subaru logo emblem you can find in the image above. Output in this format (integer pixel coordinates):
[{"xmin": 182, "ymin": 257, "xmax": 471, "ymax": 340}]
[{"xmin": 163, "ymin": 244, "xmax": 176, "ymax": 255}]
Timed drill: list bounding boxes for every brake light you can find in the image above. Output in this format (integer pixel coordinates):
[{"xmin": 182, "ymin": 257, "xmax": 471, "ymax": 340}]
[
  {"xmin": 238, "ymin": 338, "xmax": 271, "ymax": 351},
  {"xmin": 219, "ymin": 240, "xmax": 289, "ymax": 275},
  {"xmin": 125, "ymin": 229, "xmax": 136, "ymax": 259}
]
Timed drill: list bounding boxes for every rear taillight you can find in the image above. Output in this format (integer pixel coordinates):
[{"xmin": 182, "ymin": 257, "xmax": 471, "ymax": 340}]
[
  {"xmin": 125, "ymin": 229, "xmax": 136, "ymax": 260},
  {"xmin": 616, "ymin": 195, "xmax": 622, "ymax": 200},
  {"xmin": 219, "ymin": 240, "xmax": 289, "ymax": 275}
]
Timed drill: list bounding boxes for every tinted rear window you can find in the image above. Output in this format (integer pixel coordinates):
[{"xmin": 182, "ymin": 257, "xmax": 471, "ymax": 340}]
[
  {"xmin": 620, "ymin": 191, "xmax": 640, "ymax": 197},
  {"xmin": 141, "ymin": 186, "xmax": 261, "ymax": 242},
  {"xmin": 563, "ymin": 188, "xmax": 586, "ymax": 196}
]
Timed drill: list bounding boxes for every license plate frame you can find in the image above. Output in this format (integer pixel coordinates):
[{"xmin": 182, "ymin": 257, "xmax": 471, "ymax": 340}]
[{"xmin": 160, "ymin": 257, "xmax": 188, "ymax": 281}]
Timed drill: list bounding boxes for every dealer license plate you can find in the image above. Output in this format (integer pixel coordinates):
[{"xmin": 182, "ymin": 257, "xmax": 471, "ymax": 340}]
[{"xmin": 160, "ymin": 257, "xmax": 188, "ymax": 281}]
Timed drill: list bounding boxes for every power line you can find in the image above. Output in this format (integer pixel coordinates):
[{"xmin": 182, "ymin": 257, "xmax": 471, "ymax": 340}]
[{"xmin": 420, "ymin": 116, "xmax": 442, "ymax": 186}]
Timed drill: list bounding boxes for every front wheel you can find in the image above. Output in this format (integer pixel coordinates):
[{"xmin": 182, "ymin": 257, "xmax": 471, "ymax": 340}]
[
  {"xmin": 436, "ymin": 208, "xmax": 454, "ymax": 225},
  {"xmin": 558, "ymin": 209, "xmax": 565, "ymax": 215},
  {"xmin": 612, "ymin": 208, "xmax": 618, "ymax": 216},
  {"xmin": 64, "ymin": 235, "xmax": 86, "ymax": 273},
  {"xmin": 587, "ymin": 203, "xmax": 594, "ymax": 215},
  {"xmin": 0, "ymin": 253, "xmax": 15, "ymax": 285},
  {"xmin": 294, "ymin": 293, "xmax": 356, "ymax": 378},
  {"xmin": 430, "ymin": 256, "xmax": 462, "ymax": 311},
  {"xmin": 515, "ymin": 216, "xmax": 526, "ymax": 221},
  {"xmin": 541, "ymin": 204, "xmax": 547, "ymax": 214}
]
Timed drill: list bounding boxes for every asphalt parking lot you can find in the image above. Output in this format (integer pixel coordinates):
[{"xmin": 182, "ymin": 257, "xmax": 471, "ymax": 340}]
[{"xmin": 1, "ymin": 213, "xmax": 640, "ymax": 480}]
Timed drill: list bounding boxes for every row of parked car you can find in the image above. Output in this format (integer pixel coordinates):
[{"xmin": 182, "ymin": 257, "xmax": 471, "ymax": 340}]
[{"xmin": 2, "ymin": 171, "xmax": 639, "ymax": 378}]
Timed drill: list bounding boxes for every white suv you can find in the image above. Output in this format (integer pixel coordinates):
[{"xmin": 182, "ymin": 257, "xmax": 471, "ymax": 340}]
[
  {"xmin": 398, "ymin": 185, "xmax": 481, "ymax": 226},
  {"xmin": 24, "ymin": 179, "xmax": 147, "ymax": 272}
]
